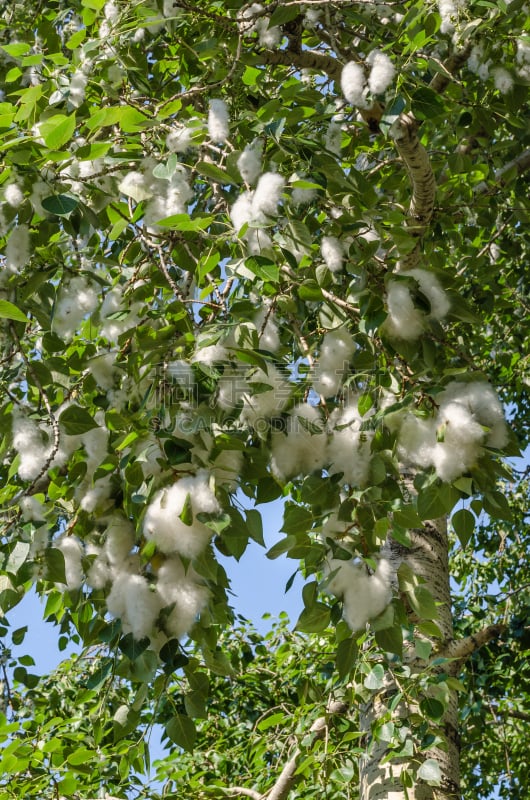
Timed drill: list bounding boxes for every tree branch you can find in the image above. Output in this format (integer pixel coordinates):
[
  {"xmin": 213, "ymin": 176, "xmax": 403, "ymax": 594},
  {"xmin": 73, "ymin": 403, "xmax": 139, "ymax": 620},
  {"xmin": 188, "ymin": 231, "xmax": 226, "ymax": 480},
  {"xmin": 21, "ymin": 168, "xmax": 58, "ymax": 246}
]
[
  {"xmin": 475, "ymin": 148, "xmax": 530, "ymax": 195},
  {"xmin": 258, "ymin": 48, "xmax": 341, "ymax": 82},
  {"xmin": 265, "ymin": 700, "xmax": 348, "ymax": 800},
  {"xmin": 389, "ymin": 113, "xmax": 436, "ymax": 269},
  {"xmin": 439, "ymin": 623, "xmax": 506, "ymax": 666},
  {"xmin": 225, "ymin": 788, "xmax": 263, "ymax": 800},
  {"xmin": 429, "ymin": 45, "xmax": 472, "ymax": 94}
]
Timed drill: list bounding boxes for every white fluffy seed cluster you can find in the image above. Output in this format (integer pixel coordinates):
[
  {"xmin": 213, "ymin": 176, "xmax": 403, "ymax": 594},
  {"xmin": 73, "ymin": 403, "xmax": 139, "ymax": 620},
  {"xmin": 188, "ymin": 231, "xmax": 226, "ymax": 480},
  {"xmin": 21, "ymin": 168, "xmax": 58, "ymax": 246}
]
[
  {"xmin": 166, "ymin": 125, "xmax": 196, "ymax": 153},
  {"xmin": 53, "ymin": 276, "xmax": 99, "ymax": 340},
  {"xmin": 321, "ymin": 236, "xmax": 345, "ymax": 273},
  {"xmin": 438, "ymin": 0, "xmax": 467, "ymax": 34},
  {"xmin": 4, "ymin": 183, "xmax": 24, "ymax": 208},
  {"xmin": 383, "ymin": 269, "xmax": 450, "ymax": 342},
  {"xmin": 208, "ymin": 99, "xmax": 230, "ymax": 143},
  {"xmin": 270, "ymin": 395, "xmax": 374, "ymax": 488},
  {"xmin": 467, "ymin": 43, "xmax": 516, "ymax": 93},
  {"xmin": 230, "ymin": 171, "xmax": 285, "ymax": 253},
  {"xmin": 54, "ymin": 510, "xmax": 210, "ymax": 646},
  {"xmin": 13, "ymin": 410, "xmax": 111, "ymax": 512},
  {"xmin": 240, "ymin": 3, "xmax": 282, "ymax": 47},
  {"xmin": 237, "ymin": 139, "xmax": 263, "ymax": 184},
  {"xmin": 5, "ymin": 224, "xmax": 31, "ymax": 271},
  {"xmin": 143, "ymin": 471, "xmax": 220, "ymax": 558},
  {"xmin": 118, "ymin": 158, "xmax": 193, "ymax": 229},
  {"xmin": 324, "ymin": 556, "xmax": 394, "ymax": 632},
  {"xmin": 270, "ymin": 403, "xmax": 328, "ymax": 481},
  {"xmin": 12, "ymin": 414, "xmax": 53, "ymax": 482},
  {"xmin": 99, "ymin": 284, "xmax": 143, "ymax": 344},
  {"xmin": 341, "ymin": 50, "xmax": 395, "ymax": 107},
  {"xmin": 394, "ymin": 380, "xmax": 508, "ymax": 483},
  {"xmin": 327, "ymin": 401, "xmax": 373, "ymax": 488},
  {"xmin": 312, "ymin": 327, "xmax": 355, "ymax": 397}
]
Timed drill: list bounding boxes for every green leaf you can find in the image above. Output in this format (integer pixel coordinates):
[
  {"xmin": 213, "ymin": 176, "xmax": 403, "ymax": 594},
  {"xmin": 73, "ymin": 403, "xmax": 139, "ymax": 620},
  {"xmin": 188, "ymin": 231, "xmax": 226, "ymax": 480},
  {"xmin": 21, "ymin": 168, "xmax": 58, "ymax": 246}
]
[
  {"xmin": 39, "ymin": 113, "xmax": 76, "ymax": 149},
  {"xmin": 407, "ymin": 585, "xmax": 438, "ymax": 620},
  {"xmin": 364, "ymin": 664, "xmax": 385, "ymax": 690},
  {"xmin": 41, "ymin": 194, "xmax": 79, "ymax": 216},
  {"xmin": 242, "ymin": 65, "xmax": 261, "ymax": 86},
  {"xmin": 59, "ymin": 405, "xmax": 99, "ymax": 435},
  {"xmin": 420, "ymin": 697, "xmax": 445, "ymax": 721},
  {"xmin": 295, "ymin": 603, "xmax": 331, "ymax": 633},
  {"xmin": 11, "ymin": 626, "xmax": 27, "ymax": 645},
  {"xmin": 118, "ymin": 633, "xmax": 150, "ymax": 660},
  {"xmin": 5, "ymin": 541, "xmax": 30, "ymax": 574},
  {"xmin": 165, "ymin": 714, "xmax": 197, "ymax": 752},
  {"xmin": 415, "ymin": 638, "xmax": 432, "ymax": 660},
  {"xmin": 45, "ymin": 548, "xmax": 66, "ymax": 584},
  {"xmin": 67, "ymin": 748, "xmax": 95, "ymax": 766},
  {"xmin": 417, "ymin": 620, "xmax": 443, "ymax": 639},
  {"xmin": 298, "ymin": 280, "xmax": 323, "ymax": 301},
  {"xmin": 393, "ymin": 504, "xmax": 422, "ymax": 528},
  {"xmin": 245, "ymin": 256, "xmax": 280, "ymax": 283},
  {"xmin": 483, "ymin": 490, "xmax": 513, "ymax": 522},
  {"xmin": 119, "ymin": 106, "xmax": 151, "ymax": 133},
  {"xmin": 358, "ymin": 393, "xmax": 373, "ymax": 417},
  {"xmin": 411, "ymin": 88, "xmax": 445, "ymax": 120},
  {"xmin": 0, "ymin": 300, "xmax": 27, "ymax": 323},
  {"xmin": 1, "ymin": 42, "xmax": 31, "ymax": 57},
  {"xmin": 281, "ymin": 504, "xmax": 313, "ymax": 535},
  {"xmin": 417, "ymin": 483, "xmax": 459, "ymax": 520},
  {"xmin": 66, "ymin": 28, "xmax": 86, "ymax": 49},
  {"xmin": 196, "ymin": 160, "xmax": 235, "ymax": 184},
  {"xmin": 179, "ymin": 493, "xmax": 193, "ymax": 526},
  {"xmin": 152, "ymin": 153, "xmax": 178, "ymax": 180},
  {"xmin": 185, "ymin": 689, "xmax": 207, "ymax": 720},
  {"xmin": 375, "ymin": 625, "xmax": 403, "ymax": 658},
  {"xmin": 57, "ymin": 775, "xmax": 78, "ymax": 795},
  {"xmin": 336, "ymin": 636, "xmax": 358, "ymax": 678},
  {"xmin": 156, "ymin": 212, "xmax": 214, "ymax": 230},
  {"xmin": 86, "ymin": 658, "xmax": 114, "ymax": 689},
  {"xmin": 376, "ymin": 721, "xmax": 395, "ymax": 743},
  {"xmin": 257, "ymin": 711, "xmax": 287, "ymax": 731},
  {"xmin": 451, "ymin": 508, "xmax": 475, "ymax": 548},
  {"xmin": 267, "ymin": 535, "xmax": 296, "ymax": 559},
  {"xmin": 417, "ymin": 758, "xmax": 442, "ymax": 785},
  {"xmin": 268, "ymin": 4, "xmax": 301, "ymax": 26},
  {"xmin": 13, "ymin": 666, "xmax": 39, "ymax": 688},
  {"xmin": 246, "ymin": 508, "xmax": 265, "ymax": 546}
]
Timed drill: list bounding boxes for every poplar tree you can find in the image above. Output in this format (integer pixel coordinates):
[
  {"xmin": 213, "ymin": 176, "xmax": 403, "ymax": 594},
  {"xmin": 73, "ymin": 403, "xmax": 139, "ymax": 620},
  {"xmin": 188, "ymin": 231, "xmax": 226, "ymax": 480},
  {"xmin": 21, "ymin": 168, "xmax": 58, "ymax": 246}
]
[{"xmin": 0, "ymin": 2, "xmax": 529, "ymax": 799}]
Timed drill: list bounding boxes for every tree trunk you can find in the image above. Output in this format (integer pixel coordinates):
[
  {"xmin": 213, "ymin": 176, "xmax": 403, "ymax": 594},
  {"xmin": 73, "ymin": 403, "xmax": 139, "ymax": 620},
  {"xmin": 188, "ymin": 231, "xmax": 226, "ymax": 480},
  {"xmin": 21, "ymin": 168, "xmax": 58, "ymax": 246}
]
[{"xmin": 359, "ymin": 515, "xmax": 461, "ymax": 800}]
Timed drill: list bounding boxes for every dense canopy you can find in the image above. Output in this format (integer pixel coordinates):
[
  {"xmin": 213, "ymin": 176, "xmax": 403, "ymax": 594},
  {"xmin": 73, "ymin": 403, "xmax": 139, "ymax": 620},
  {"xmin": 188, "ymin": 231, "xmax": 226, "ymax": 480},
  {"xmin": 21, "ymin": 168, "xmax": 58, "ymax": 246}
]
[{"xmin": 0, "ymin": 1, "xmax": 529, "ymax": 799}]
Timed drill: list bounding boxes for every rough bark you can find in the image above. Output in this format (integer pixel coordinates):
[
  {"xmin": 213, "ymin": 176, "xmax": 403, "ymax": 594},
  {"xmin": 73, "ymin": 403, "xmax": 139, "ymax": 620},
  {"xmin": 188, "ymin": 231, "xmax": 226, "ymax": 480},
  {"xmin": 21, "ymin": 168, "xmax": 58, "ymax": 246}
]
[
  {"xmin": 429, "ymin": 46, "xmax": 472, "ymax": 94},
  {"xmin": 390, "ymin": 114, "xmax": 436, "ymax": 270},
  {"xmin": 359, "ymin": 516, "xmax": 460, "ymax": 800},
  {"xmin": 258, "ymin": 48, "xmax": 342, "ymax": 82}
]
